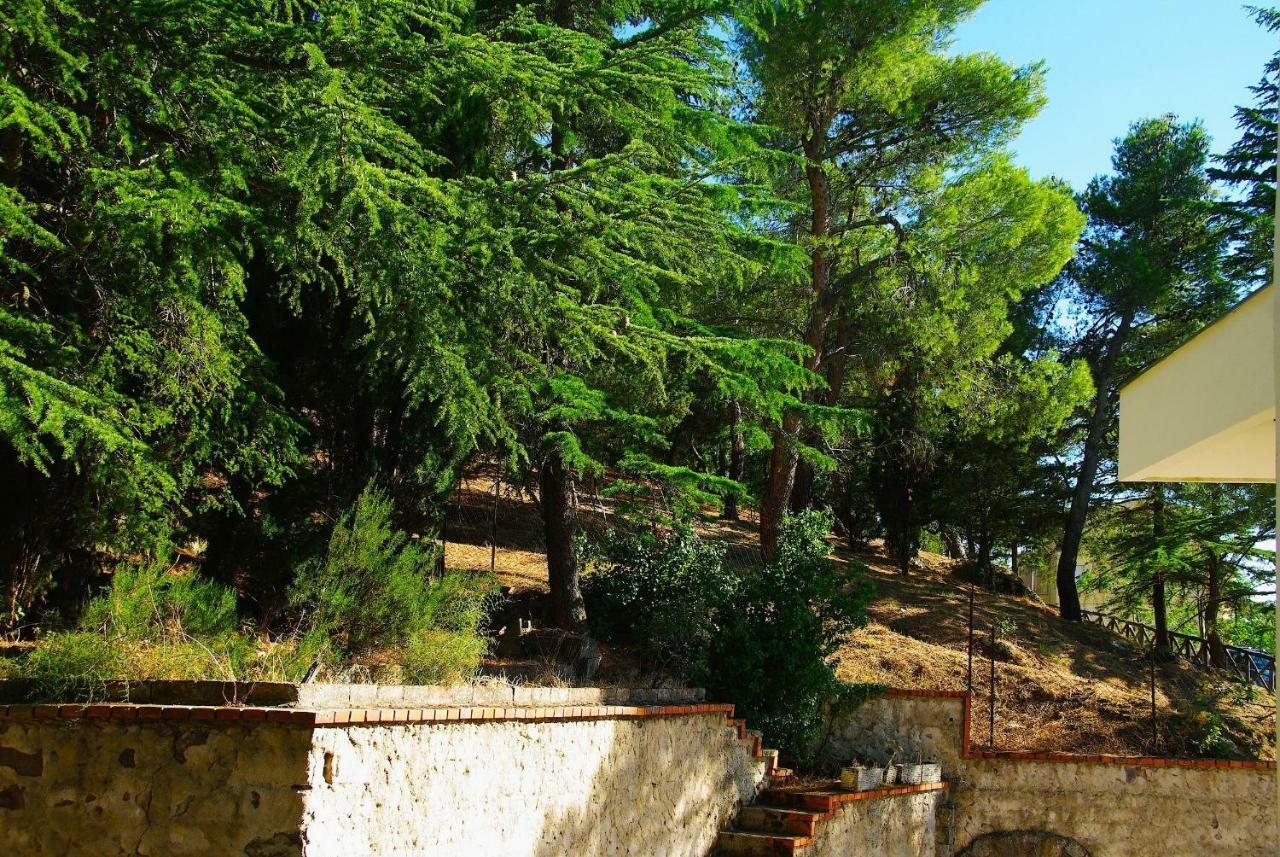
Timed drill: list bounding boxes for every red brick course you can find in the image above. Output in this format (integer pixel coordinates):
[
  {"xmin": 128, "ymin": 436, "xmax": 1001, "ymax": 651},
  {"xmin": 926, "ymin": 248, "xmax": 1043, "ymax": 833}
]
[{"xmin": 0, "ymin": 701, "xmax": 736, "ymax": 727}]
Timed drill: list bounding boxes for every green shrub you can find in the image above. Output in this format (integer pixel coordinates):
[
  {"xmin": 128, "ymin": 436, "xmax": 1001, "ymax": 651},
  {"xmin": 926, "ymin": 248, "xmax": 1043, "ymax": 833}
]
[
  {"xmin": 585, "ymin": 510, "xmax": 875, "ymax": 765},
  {"xmin": 290, "ymin": 484, "xmax": 491, "ymax": 674},
  {"xmin": 11, "ymin": 561, "xmax": 328, "ymax": 700},
  {"xmin": 79, "ymin": 561, "xmax": 239, "ymax": 640},
  {"xmin": 584, "ymin": 524, "xmax": 735, "ymax": 678},
  {"xmin": 14, "ymin": 632, "xmax": 127, "ymax": 701},
  {"xmin": 398, "ymin": 628, "xmax": 488, "ymax": 685}
]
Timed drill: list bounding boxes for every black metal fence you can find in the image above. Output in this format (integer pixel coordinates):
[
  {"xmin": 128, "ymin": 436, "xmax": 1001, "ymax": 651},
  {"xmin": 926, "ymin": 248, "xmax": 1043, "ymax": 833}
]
[{"xmin": 1080, "ymin": 609, "xmax": 1275, "ymax": 691}]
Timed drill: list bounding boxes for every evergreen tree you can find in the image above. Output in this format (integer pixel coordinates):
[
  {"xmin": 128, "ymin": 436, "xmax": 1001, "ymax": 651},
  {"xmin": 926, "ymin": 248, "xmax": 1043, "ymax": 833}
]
[
  {"xmin": 736, "ymin": 0, "xmax": 1047, "ymax": 557},
  {"xmin": 1053, "ymin": 117, "xmax": 1231, "ymax": 622},
  {"xmin": 1083, "ymin": 484, "xmax": 1274, "ymax": 663},
  {"xmin": 1209, "ymin": 6, "xmax": 1278, "ymax": 287}
]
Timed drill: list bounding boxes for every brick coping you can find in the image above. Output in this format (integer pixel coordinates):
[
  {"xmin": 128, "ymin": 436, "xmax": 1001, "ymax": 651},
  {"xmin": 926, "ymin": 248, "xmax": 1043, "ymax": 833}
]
[
  {"xmin": 0, "ymin": 702, "xmax": 734, "ymax": 727},
  {"xmin": 789, "ymin": 781, "xmax": 949, "ymax": 805}
]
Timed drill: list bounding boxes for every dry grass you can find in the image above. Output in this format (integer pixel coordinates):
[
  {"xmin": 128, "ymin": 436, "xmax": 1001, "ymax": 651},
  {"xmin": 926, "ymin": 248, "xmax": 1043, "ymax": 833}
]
[
  {"xmin": 839, "ymin": 545, "xmax": 1275, "ymax": 760},
  {"xmin": 444, "ymin": 470, "xmax": 1274, "ymax": 760}
]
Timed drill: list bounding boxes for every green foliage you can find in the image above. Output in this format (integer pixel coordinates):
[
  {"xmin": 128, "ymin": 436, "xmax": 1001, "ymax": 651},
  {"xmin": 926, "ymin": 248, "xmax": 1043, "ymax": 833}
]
[
  {"xmin": 10, "ymin": 561, "xmax": 328, "ymax": 700},
  {"xmin": 1209, "ymin": 6, "xmax": 1278, "ymax": 287},
  {"xmin": 13, "ymin": 632, "xmax": 127, "ymax": 702},
  {"xmin": 583, "ymin": 523, "xmax": 737, "ymax": 677},
  {"xmin": 290, "ymin": 484, "xmax": 490, "ymax": 680},
  {"xmin": 585, "ymin": 511, "xmax": 874, "ymax": 764},
  {"xmin": 79, "ymin": 561, "xmax": 238, "ymax": 641}
]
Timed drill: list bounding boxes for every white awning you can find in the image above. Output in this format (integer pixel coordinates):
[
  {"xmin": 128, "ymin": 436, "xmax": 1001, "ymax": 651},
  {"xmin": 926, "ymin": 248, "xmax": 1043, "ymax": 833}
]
[{"xmin": 1118, "ymin": 284, "xmax": 1275, "ymax": 483}]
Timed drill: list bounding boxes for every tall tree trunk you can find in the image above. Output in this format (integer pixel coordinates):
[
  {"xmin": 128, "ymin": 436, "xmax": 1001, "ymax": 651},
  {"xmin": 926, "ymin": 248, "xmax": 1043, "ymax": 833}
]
[
  {"xmin": 1056, "ymin": 311, "xmax": 1135, "ymax": 621},
  {"xmin": 760, "ymin": 141, "xmax": 832, "ymax": 559},
  {"xmin": 1204, "ymin": 553, "xmax": 1228, "ymax": 667},
  {"xmin": 722, "ymin": 400, "xmax": 743, "ymax": 521},
  {"xmin": 1151, "ymin": 485, "xmax": 1170, "ymax": 656},
  {"xmin": 541, "ymin": 448, "xmax": 586, "ymax": 632},
  {"xmin": 790, "ymin": 453, "xmax": 816, "ymax": 514},
  {"xmin": 789, "ymin": 337, "xmax": 851, "ymax": 515},
  {"xmin": 941, "ymin": 528, "xmax": 966, "ymax": 561}
]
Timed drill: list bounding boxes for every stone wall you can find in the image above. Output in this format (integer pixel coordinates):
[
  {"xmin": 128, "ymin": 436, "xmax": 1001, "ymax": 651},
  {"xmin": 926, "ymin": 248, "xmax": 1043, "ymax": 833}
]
[
  {"xmin": 817, "ymin": 689, "xmax": 969, "ymax": 772},
  {"xmin": 823, "ymin": 690, "xmax": 1278, "ymax": 857},
  {"xmin": 0, "ymin": 697, "xmax": 763, "ymax": 857},
  {"xmin": 952, "ymin": 754, "xmax": 1275, "ymax": 857},
  {"xmin": 0, "ymin": 717, "xmax": 312, "ymax": 856},
  {"xmin": 803, "ymin": 789, "xmax": 945, "ymax": 857}
]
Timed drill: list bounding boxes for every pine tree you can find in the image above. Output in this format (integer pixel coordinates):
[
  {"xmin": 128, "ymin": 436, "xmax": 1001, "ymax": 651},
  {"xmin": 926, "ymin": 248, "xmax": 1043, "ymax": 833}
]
[
  {"xmin": 1209, "ymin": 6, "xmax": 1278, "ymax": 287},
  {"xmin": 1053, "ymin": 117, "xmax": 1231, "ymax": 622},
  {"xmin": 736, "ymin": 0, "xmax": 1048, "ymax": 557}
]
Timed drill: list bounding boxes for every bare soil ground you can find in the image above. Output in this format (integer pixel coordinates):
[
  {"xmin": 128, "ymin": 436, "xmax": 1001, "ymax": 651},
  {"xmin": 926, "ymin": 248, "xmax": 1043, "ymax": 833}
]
[{"xmin": 444, "ymin": 472, "xmax": 1275, "ymax": 760}]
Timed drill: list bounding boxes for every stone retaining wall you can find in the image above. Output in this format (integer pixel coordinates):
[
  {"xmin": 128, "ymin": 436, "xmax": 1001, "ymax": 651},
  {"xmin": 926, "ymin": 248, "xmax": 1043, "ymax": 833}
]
[
  {"xmin": 823, "ymin": 690, "xmax": 1278, "ymax": 856},
  {"xmin": 0, "ymin": 697, "xmax": 763, "ymax": 857}
]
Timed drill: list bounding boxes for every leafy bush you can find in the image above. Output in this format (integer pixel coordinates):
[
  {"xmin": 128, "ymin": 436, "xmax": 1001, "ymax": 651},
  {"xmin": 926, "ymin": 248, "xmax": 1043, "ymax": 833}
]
[
  {"xmin": 14, "ymin": 632, "xmax": 127, "ymax": 701},
  {"xmin": 584, "ymin": 524, "xmax": 735, "ymax": 678},
  {"xmin": 584, "ymin": 510, "xmax": 875, "ymax": 764},
  {"xmin": 79, "ymin": 560, "xmax": 239, "ymax": 640},
  {"xmin": 290, "ymin": 484, "xmax": 490, "ymax": 679},
  {"xmin": 11, "ymin": 562, "xmax": 325, "ymax": 700},
  {"xmin": 399, "ymin": 628, "xmax": 489, "ymax": 685}
]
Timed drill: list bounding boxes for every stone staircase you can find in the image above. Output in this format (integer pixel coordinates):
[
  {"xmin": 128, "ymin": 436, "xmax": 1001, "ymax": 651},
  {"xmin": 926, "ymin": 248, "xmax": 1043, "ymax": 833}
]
[
  {"xmin": 728, "ymin": 716, "xmax": 795, "ymax": 788},
  {"xmin": 716, "ymin": 714, "xmax": 948, "ymax": 856}
]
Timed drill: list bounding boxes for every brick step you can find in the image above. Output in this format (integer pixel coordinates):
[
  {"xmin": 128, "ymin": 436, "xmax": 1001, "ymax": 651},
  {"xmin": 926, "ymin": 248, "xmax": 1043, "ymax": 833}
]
[
  {"xmin": 735, "ymin": 806, "xmax": 824, "ymax": 837},
  {"xmin": 766, "ymin": 767, "xmax": 794, "ymax": 787},
  {"xmin": 759, "ymin": 781, "xmax": 948, "ymax": 813},
  {"xmin": 715, "ymin": 830, "xmax": 813, "ymax": 856}
]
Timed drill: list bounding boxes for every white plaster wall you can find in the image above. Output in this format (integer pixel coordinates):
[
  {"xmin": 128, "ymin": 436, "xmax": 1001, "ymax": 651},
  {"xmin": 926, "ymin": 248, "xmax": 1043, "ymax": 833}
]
[{"xmin": 301, "ymin": 713, "xmax": 763, "ymax": 857}]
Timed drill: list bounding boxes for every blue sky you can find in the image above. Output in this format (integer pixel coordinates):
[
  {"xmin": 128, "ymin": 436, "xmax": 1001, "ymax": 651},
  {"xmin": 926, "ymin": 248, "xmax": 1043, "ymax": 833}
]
[{"xmin": 952, "ymin": 1, "xmax": 1276, "ymax": 191}]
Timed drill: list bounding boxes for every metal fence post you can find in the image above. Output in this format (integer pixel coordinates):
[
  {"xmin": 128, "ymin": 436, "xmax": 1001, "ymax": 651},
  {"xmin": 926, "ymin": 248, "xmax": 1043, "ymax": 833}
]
[
  {"xmin": 967, "ymin": 585, "xmax": 975, "ymax": 694},
  {"xmin": 988, "ymin": 619, "xmax": 997, "ymax": 748}
]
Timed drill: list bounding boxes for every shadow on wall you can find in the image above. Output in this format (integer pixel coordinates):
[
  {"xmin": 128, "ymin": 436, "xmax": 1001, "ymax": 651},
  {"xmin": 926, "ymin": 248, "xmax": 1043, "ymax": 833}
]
[
  {"xmin": 526, "ymin": 716, "xmax": 753, "ymax": 857},
  {"xmin": 955, "ymin": 830, "xmax": 1091, "ymax": 857}
]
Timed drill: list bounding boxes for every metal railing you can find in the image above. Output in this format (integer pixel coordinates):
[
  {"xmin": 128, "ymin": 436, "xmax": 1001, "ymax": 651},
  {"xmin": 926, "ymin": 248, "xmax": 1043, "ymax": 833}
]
[{"xmin": 1080, "ymin": 609, "xmax": 1275, "ymax": 691}]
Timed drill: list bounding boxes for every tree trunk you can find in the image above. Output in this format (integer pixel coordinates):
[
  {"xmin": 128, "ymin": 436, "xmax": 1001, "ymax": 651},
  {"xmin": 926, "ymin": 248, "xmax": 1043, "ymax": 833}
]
[
  {"xmin": 1151, "ymin": 485, "xmax": 1170, "ymax": 657},
  {"xmin": 722, "ymin": 400, "xmax": 743, "ymax": 522},
  {"xmin": 941, "ymin": 528, "xmax": 966, "ymax": 560},
  {"xmin": 1204, "ymin": 553, "xmax": 1228, "ymax": 667},
  {"xmin": 1056, "ymin": 311, "xmax": 1135, "ymax": 621},
  {"xmin": 541, "ymin": 448, "xmax": 586, "ymax": 632},
  {"xmin": 760, "ymin": 142, "xmax": 832, "ymax": 559},
  {"xmin": 790, "ymin": 454, "xmax": 816, "ymax": 514}
]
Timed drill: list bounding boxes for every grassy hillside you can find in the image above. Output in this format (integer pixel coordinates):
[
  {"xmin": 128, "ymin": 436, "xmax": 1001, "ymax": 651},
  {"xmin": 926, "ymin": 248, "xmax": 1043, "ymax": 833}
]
[{"xmin": 444, "ymin": 475, "xmax": 1275, "ymax": 761}]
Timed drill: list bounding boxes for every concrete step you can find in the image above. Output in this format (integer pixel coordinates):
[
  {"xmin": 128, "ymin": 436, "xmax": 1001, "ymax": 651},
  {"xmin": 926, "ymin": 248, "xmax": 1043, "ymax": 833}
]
[
  {"xmin": 715, "ymin": 830, "xmax": 813, "ymax": 856},
  {"xmin": 735, "ymin": 806, "xmax": 823, "ymax": 837}
]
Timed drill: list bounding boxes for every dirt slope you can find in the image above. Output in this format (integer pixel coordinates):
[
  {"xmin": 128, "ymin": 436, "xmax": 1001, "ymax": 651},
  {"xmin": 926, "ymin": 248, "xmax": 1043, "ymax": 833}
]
[
  {"xmin": 835, "ymin": 545, "xmax": 1274, "ymax": 760},
  {"xmin": 443, "ymin": 474, "xmax": 1274, "ymax": 760}
]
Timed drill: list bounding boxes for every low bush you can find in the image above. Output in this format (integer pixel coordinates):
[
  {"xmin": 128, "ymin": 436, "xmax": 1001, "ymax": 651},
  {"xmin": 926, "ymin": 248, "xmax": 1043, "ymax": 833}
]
[
  {"xmin": 584, "ymin": 510, "xmax": 876, "ymax": 765},
  {"xmin": 289, "ymin": 484, "xmax": 490, "ymax": 679},
  {"xmin": 11, "ymin": 562, "xmax": 326, "ymax": 700},
  {"xmin": 8, "ymin": 485, "xmax": 492, "ymax": 700}
]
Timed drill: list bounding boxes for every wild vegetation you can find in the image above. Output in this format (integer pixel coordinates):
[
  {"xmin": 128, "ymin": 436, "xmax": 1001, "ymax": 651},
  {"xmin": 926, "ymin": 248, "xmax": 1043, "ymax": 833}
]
[{"xmin": 0, "ymin": 0, "xmax": 1274, "ymax": 756}]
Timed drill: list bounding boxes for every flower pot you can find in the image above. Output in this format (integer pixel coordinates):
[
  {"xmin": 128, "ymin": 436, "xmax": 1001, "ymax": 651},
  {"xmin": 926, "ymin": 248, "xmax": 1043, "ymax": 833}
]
[
  {"xmin": 840, "ymin": 765, "xmax": 885, "ymax": 791},
  {"xmin": 894, "ymin": 763, "xmax": 942, "ymax": 785},
  {"xmin": 895, "ymin": 763, "xmax": 924, "ymax": 785}
]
